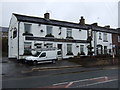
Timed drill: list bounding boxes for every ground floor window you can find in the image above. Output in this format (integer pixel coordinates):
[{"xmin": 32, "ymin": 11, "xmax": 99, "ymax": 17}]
[
  {"xmin": 80, "ymin": 45, "xmax": 85, "ymax": 55},
  {"xmin": 67, "ymin": 44, "xmax": 73, "ymax": 55},
  {"xmin": 104, "ymin": 46, "xmax": 107, "ymax": 54},
  {"xmin": 24, "ymin": 42, "xmax": 32, "ymax": 55},
  {"xmin": 46, "ymin": 43, "xmax": 53, "ymax": 48}
]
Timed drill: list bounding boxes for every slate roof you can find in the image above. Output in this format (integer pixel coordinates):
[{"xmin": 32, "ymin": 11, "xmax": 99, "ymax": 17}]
[
  {"xmin": 13, "ymin": 13, "xmax": 119, "ymax": 34},
  {"xmin": 0, "ymin": 27, "xmax": 8, "ymax": 32}
]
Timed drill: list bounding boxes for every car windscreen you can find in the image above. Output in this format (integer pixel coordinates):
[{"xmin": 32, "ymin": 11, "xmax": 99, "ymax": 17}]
[{"xmin": 33, "ymin": 52, "xmax": 41, "ymax": 57}]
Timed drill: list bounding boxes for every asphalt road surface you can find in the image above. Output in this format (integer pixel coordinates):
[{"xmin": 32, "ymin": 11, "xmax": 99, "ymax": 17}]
[{"xmin": 2, "ymin": 65, "xmax": 118, "ymax": 88}]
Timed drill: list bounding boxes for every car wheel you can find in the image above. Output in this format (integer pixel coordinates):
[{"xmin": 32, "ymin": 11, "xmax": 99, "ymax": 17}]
[
  {"xmin": 33, "ymin": 60, "xmax": 38, "ymax": 65},
  {"xmin": 52, "ymin": 60, "xmax": 56, "ymax": 64}
]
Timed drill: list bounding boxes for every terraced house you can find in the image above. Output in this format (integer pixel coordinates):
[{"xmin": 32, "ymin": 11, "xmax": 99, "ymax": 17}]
[{"xmin": 8, "ymin": 13, "xmax": 114, "ymax": 59}]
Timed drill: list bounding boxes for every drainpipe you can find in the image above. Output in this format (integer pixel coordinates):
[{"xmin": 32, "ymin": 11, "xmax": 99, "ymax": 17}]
[
  {"xmin": 18, "ymin": 21, "xmax": 20, "ymax": 60},
  {"xmin": 94, "ymin": 31, "xmax": 97, "ymax": 55}
]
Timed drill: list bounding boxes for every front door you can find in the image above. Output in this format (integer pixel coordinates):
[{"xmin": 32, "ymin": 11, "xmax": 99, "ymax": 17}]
[{"xmin": 57, "ymin": 44, "xmax": 63, "ymax": 59}]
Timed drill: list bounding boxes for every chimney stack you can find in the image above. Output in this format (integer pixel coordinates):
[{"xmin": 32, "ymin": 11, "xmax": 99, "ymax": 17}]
[
  {"xmin": 104, "ymin": 25, "xmax": 110, "ymax": 29},
  {"xmin": 44, "ymin": 13, "xmax": 50, "ymax": 19},
  {"xmin": 92, "ymin": 23, "xmax": 98, "ymax": 26},
  {"xmin": 79, "ymin": 16, "xmax": 85, "ymax": 25}
]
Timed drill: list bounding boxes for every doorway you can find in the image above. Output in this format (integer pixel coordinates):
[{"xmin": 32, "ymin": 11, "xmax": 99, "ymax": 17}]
[{"xmin": 57, "ymin": 44, "xmax": 63, "ymax": 59}]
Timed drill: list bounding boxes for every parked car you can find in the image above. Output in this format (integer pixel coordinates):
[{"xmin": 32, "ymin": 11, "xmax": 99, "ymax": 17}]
[{"xmin": 25, "ymin": 49, "xmax": 62, "ymax": 65}]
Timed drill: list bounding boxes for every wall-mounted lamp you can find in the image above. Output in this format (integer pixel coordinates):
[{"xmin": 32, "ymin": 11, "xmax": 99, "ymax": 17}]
[
  {"xmin": 58, "ymin": 32, "xmax": 61, "ymax": 35},
  {"xmin": 40, "ymin": 29, "xmax": 44, "ymax": 32},
  {"xmin": 38, "ymin": 24, "xmax": 41, "ymax": 26}
]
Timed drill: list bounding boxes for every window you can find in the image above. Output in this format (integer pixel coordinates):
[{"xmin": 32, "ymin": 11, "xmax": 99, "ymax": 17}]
[
  {"xmin": 46, "ymin": 43, "xmax": 53, "ymax": 48},
  {"xmin": 24, "ymin": 42, "xmax": 32, "ymax": 55},
  {"xmin": 47, "ymin": 26, "xmax": 52, "ymax": 35},
  {"xmin": 104, "ymin": 46, "xmax": 107, "ymax": 54},
  {"xmin": 118, "ymin": 36, "xmax": 120, "ymax": 42},
  {"xmin": 13, "ymin": 27, "xmax": 17, "ymax": 38},
  {"xmin": 24, "ymin": 23, "xmax": 31, "ymax": 33},
  {"xmin": 67, "ymin": 44, "xmax": 73, "ymax": 55},
  {"xmin": 103, "ymin": 33, "xmax": 108, "ymax": 42},
  {"xmin": 80, "ymin": 45, "xmax": 84, "ymax": 53},
  {"xmin": 36, "ymin": 45, "xmax": 42, "ymax": 48},
  {"xmin": 99, "ymin": 32, "xmax": 102, "ymax": 40},
  {"xmin": 57, "ymin": 51, "xmax": 61, "ymax": 55},
  {"xmin": 40, "ymin": 52, "xmax": 46, "ymax": 57},
  {"xmin": 67, "ymin": 28, "xmax": 72, "ymax": 37}
]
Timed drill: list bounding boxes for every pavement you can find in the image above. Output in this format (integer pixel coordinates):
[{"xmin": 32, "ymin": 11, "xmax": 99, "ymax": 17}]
[
  {"xmin": 2, "ymin": 57, "xmax": 81, "ymax": 78},
  {"xmin": 2, "ymin": 57, "xmax": 119, "ymax": 88}
]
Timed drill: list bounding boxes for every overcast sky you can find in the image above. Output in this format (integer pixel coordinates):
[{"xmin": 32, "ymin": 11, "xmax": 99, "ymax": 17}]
[{"xmin": 0, "ymin": 0, "xmax": 119, "ymax": 28}]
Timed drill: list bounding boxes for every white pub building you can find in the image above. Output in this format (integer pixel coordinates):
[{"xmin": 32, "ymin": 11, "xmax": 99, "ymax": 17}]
[{"xmin": 8, "ymin": 13, "xmax": 113, "ymax": 59}]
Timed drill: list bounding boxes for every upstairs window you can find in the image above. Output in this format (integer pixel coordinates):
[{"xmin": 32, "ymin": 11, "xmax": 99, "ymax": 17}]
[
  {"xmin": 103, "ymin": 33, "xmax": 108, "ymax": 42},
  {"xmin": 47, "ymin": 26, "xmax": 52, "ymax": 35},
  {"xmin": 67, "ymin": 28, "xmax": 72, "ymax": 37},
  {"xmin": 99, "ymin": 32, "xmax": 102, "ymax": 40},
  {"xmin": 24, "ymin": 23, "xmax": 31, "ymax": 34}
]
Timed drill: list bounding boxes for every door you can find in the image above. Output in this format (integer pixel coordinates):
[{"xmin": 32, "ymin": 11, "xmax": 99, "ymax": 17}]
[
  {"xmin": 57, "ymin": 44, "xmax": 63, "ymax": 59},
  {"xmin": 38, "ymin": 52, "xmax": 47, "ymax": 61}
]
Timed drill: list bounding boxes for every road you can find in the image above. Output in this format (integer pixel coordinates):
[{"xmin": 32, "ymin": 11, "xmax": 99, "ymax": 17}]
[{"xmin": 2, "ymin": 65, "xmax": 118, "ymax": 88}]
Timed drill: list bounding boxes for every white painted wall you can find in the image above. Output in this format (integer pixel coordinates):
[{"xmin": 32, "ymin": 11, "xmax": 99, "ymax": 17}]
[
  {"xmin": 8, "ymin": 14, "xmax": 18, "ymax": 58},
  {"xmin": 9, "ymin": 15, "xmax": 113, "ymax": 59}
]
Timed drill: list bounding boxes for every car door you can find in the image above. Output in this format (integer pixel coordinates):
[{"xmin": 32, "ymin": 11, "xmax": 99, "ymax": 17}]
[{"xmin": 38, "ymin": 52, "xmax": 47, "ymax": 61}]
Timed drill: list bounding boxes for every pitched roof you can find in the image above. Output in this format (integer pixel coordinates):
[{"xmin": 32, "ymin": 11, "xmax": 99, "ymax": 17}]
[
  {"xmin": 13, "ymin": 13, "xmax": 89, "ymax": 30},
  {"xmin": 13, "ymin": 13, "xmax": 119, "ymax": 34}
]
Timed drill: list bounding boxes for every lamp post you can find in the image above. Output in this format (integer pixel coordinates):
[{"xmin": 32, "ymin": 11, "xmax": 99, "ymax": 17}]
[{"xmin": 87, "ymin": 27, "xmax": 93, "ymax": 56}]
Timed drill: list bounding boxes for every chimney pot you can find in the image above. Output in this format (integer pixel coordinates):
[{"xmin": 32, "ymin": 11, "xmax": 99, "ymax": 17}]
[
  {"xmin": 44, "ymin": 13, "xmax": 50, "ymax": 19},
  {"xmin": 104, "ymin": 25, "xmax": 110, "ymax": 29},
  {"xmin": 92, "ymin": 23, "xmax": 98, "ymax": 26},
  {"xmin": 79, "ymin": 16, "xmax": 85, "ymax": 25}
]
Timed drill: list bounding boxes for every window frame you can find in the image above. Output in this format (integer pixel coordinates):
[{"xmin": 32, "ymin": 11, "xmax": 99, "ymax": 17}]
[
  {"xmin": 118, "ymin": 36, "xmax": 120, "ymax": 42},
  {"xmin": 103, "ymin": 33, "xmax": 108, "ymax": 42},
  {"xmin": 46, "ymin": 26, "xmax": 53, "ymax": 35},
  {"xmin": 80, "ymin": 45, "xmax": 84, "ymax": 53},
  {"xmin": 67, "ymin": 28, "xmax": 72, "ymax": 37},
  {"xmin": 67, "ymin": 44, "xmax": 73, "ymax": 55},
  {"xmin": 24, "ymin": 23, "xmax": 32, "ymax": 34}
]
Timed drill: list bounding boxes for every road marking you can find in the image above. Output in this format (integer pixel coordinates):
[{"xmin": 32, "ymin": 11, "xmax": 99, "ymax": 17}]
[
  {"xmin": 53, "ymin": 76, "xmax": 107, "ymax": 86},
  {"xmin": 76, "ymin": 79, "xmax": 118, "ymax": 88},
  {"xmin": 52, "ymin": 76, "xmax": 118, "ymax": 88},
  {"xmin": 65, "ymin": 82, "xmax": 73, "ymax": 88},
  {"xmin": 21, "ymin": 65, "xmax": 82, "ymax": 73}
]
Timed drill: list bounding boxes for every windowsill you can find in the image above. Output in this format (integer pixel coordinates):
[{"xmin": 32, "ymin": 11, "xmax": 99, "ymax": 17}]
[
  {"xmin": 66, "ymin": 37, "xmax": 74, "ymax": 39},
  {"xmin": 45, "ymin": 34, "xmax": 54, "ymax": 37},
  {"xmin": 103, "ymin": 40, "xmax": 108, "ymax": 42},
  {"xmin": 23, "ymin": 33, "xmax": 33, "ymax": 36},
  {"xmin": 99, "ymin": 38, "xmax": 102, "ymax": 40},
  {"xmin": 66, "ymin": 53, "xmax": 73, "ymax": 55}
]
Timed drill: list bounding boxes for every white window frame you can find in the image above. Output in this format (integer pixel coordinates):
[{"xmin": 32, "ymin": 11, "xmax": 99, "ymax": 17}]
[
  {"xmin": 24, "ymin": 23, "xmax": 32, "ymax": 33},
  {"xmin": 103, "ymin": 33, "xmax": 108, "ymax": 42},
  {"xmin": 46, "ymin": 26, "xmax": 52, "ymax": 35},
  {"xmin": 80, "ymin": 45, "xmax": 84, "ymax": 53},
  {"xmin": 67, "ymin": 28, "xmax": 72, "ymax": 37},
  {"xmin": 67, "ymin": 44, "xmax": 72, "ymax": 54}
]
